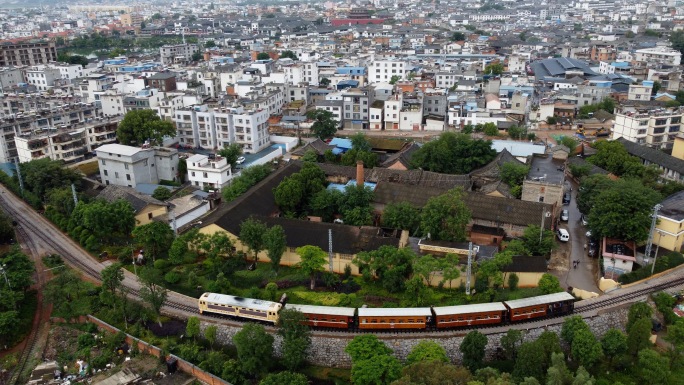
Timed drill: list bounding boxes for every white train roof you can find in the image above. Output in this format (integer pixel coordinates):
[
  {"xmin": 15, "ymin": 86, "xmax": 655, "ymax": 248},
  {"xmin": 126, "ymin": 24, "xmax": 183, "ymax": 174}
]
[
  {"xmin": 503, "ymin": 292, "xmax": 575, "ymax": 310},
  {"xmin": 358, "ymin": 307, "xmax": 432, "ymax": 317},
  {"xmin": 433, "ymin": 302, "xmax": 507, "ymax": 316},
  {"xmin": 284, "ymin": 303, "xmax": 356, "ymax": 317},
  {"xmin": 201, "ymin": 293, "xmax": 281, "ymax": 312}
]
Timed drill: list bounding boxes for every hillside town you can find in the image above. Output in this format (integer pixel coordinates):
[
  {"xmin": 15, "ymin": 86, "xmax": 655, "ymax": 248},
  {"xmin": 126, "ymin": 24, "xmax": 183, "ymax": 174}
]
[{"xmin": 1, "ymin": 0, "xmax": 684, "ymax": 384}]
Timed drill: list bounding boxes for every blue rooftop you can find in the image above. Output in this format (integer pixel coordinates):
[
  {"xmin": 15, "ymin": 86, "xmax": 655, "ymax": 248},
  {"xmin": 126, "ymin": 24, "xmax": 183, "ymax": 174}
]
[{"xmin": 329, "ymin": 138, "xmax": 353, "ymax": 150}]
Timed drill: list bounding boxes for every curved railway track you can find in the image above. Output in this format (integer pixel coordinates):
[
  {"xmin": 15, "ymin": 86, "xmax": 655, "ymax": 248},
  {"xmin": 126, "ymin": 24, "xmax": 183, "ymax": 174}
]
[{"xmin": 1, "ymin": 185, "xmax": 684, "ymax": 338}]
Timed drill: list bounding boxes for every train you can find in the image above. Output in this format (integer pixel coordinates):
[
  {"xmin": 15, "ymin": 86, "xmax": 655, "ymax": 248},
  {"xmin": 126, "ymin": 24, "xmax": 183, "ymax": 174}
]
[{"xmin": 198, "ymin": 291, "xmax": 576, "ymax": 330}]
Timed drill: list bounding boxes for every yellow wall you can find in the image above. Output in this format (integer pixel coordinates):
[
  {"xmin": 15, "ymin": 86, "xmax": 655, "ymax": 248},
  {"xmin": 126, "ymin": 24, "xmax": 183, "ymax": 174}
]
[
  {"xmin": 672, "ymin": 136, "xmax": 684, "ymax": 161},
  {"xmin": 136, "ymin": 204, "xmax": 168, "ymax": 226},
  {"xmin": 654, "ymin": 216, "xmax": 684, "ymax": 252}
]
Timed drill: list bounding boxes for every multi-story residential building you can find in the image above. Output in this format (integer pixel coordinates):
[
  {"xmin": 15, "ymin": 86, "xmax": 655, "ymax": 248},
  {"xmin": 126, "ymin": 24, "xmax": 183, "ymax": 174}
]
[
  {"xmin": 399, "ymin": 92, "xmax": 423, "ymax": 131},
  {"xmin": 612, "ymin": 106, "xmax": 683, "ymax": 149},
  {"xmin": 634, "ymin": 46, "xmax": 682, "ymax": 66},
  {"xmin": 369, "ymin": 100, "xmax": 384, "ymax": 130},
  {"xmin": 342, "ymin": 88, "xmax": 370, "ymax": 129},
  {"xmin": 627, "ymin": 81, "xmax": 653, "ymax": 101},
  {"xmin": 145, "ymin": 72, "xmax": 177, "ymax": 92},
  {"xmin": 435, "ymin": 71, "xmax": 461, "ymax": 89},
  {"xmin": 241, "ymin": 88, "xmax": 284, "ymax": 117},
  {"xmin": 25, "ymin": 66, "xmax": 61, "ymax": 92},
  {"xmin": 384, "ymin": 94, "xmax": 402, "ymax": 130},
  {"xmin": 653, "ymin": 190, "xmax": 684, "ymax": 253},
  {"xmin": 0, "ymin": 68, "xmax": 24, "ymax": 92},
  {"xmin": 0, "ymin": 101, "xmax": 101, "ymax": 163},
  {"xmin": 0, "ymin": 41, "xmax": 57, "ymax": 67},
  {"xmin": 78, "ymin": 73, "xmax": 115, "ymax": 104},
  {"xmin": 53, "ymin": 63, "xmax": 87, "ymax": 80},
  {"xmin": 96, "ymin": 143, "xmax": 179, "ymax": 187},
  {"xmin": 423, "ymin": 93, "xmax": 447, "ymax": 118},
  {"xmin": 0, "ymin": 94, "xmax": 83, "ymax": 116},
  {"xmin": 159, "ymin": 44, "xmax": 198, "ymax": 66},
  {"xmin": 314, "ymin": 100, "xmax": 343, "ymax": 127},
  {"xmin": 15, "ymin": 118, "xmax": 119, "ymax": 163},
  {"xmin": 186, "ymin": 153, "xmax": 234, "ymax": 189},
  {"xmin": 368, "ymin": 59, "xmax": 407, "ymax": 84},
  {"xmin": 123, "ymin": 89, "xmax": 161, "ymax": 113}
]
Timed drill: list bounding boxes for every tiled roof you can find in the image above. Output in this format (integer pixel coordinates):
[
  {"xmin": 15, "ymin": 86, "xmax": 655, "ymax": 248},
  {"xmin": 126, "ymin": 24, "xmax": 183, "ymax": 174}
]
[
  {"xmin": 97, "ymin": 185, "xmax": 166, "ymax": 213},
  {"xmin": 617, "ymin": 137, "xmax": 684, "ymax": 175},
  {"xmin": 660, "ymin": 190, "xmax": 684, "ymax": 221}
]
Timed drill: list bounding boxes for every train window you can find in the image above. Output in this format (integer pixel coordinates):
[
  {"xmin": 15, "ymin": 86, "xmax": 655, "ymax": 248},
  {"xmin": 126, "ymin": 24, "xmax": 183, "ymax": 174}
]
[{"xmin": 362, "ymin": 319, "xmax": 367, "ymax": 323}]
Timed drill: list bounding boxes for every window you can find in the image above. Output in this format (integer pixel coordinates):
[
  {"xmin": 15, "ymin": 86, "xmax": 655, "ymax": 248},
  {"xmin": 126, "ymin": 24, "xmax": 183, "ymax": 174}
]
[
  {"xmin": 115, "ymin": 172, "xmax": 119, "ymax": 179},
  {"xmin": 126, "ymin": 174, "xmax": 131, "ymax": 181},
  {"xmin": 148, "ymin": 213, "xmax": 153, "ymax": 220},
  {"xmin": 103, "ymin": 170, "xmax": 108, "ymax": 176},
  {"xmin": 124, "ymin": 164, "xmax": 129, "ymax": 170},
  {"xmin": 191, "ymin": 172, "xmax": 196, "ymax": 176},
  {"xmin": 101, "ymin": 159, "xmax": 106, "ymax": 165}
]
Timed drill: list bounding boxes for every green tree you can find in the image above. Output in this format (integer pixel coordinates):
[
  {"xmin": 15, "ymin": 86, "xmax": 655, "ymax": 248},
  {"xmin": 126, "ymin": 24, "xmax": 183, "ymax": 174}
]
[
  {"xmin": 137, "ymin": 267, "xmax": 168, "ymax": 327},
  {"xmin": 259, "ymin": 372, "xmax": 308, "ymax": 385},
  {"xmin": 500, "ymin": 329, "xmax": 523, "ymax": 360},
  {"xmin": 586, "ymin": 140, "xmax": 645, "ymax": 178},
  {"xmin": 513, "ymin": 342, "xmax": 546, "ymax": 382},
  {"xmin": 338, "ymin": 184, "xmax": 375, "ymax": 226},
  {"xmin": 264, "ymin": 225, "xmax": 286, "ymax": 272},
  {"xmin": 353, "ymin": 246, "xmax": 415, "ymax": 293},
  {"xmin": 391, "ymin": 360, "xmax": 472, "ymax": 385},
  {"xmin": 561, "ymin": 316, "xmax": 590, "ymax": 345},
  {"xmin": 545, "ymin": 352, "xmax": 572, "ymax": 385},
  {"xmin": 218, "ymin": 143, "xmax": 243, "ymax": 167},
  {"xmin": 477, "ymin": 250, "xmax": 513, "ymax": 290},
  {"xmin": 18, "ymin": 158, "xmax": 81, "ymax": 201},
  {"xmin": 43, "ymin": 268, "xmax": 92, "ymax": 319},
  {"xmin": 240, "ymin": 218, "xmax": 267, "ymax": 261},
  {"xmin": 627, "ymin": 301, "xmax": 654, "ymax": 331},
  {"xmin": 670, "ymin": 30, "xmax": 684, "ymax": 55},
  {"xmin": 320, "ymin": 77, "xmax": 331, "ymax": 87},
  {"xmin": 576, "ymin": 174, "xmax": 614, "ymax": 214},
  {"xmin": 256, "ymin": 52, "xmax": 270, "ymax": 60},
  {"xmin": 601, "ymin": 328, "xmax": 627, "ymax": 366},
  {"xmin": 537, "ymin": 273, "xmax": 562, "ymax": 294},
  {"xmin": 420, "ymin": 188, "xmax": 471, "ymax": 242},
  {"xmin": 204, "ymin": 40, "xmax": 216, "ymax": 48},
  {"xmin": 411, "ymin": 133, "xmax": 497, "ymax": 174},
  {"xmin": 100, "ymin": 262, "xmax": 124, "ymax": 297},
  {"xmin": 627, "ymin": 317, "xmax": 653, "ymax": 356},
  {"xmin": 666, "ymin": 318, "xmax": 684, "ymax": 368},
  {"xmin": 571, "ymin": 328, "xmax": 603, "ymax": 368},
  {"xmin": 279, "ymin": 50, "xmax": 299, "ymax": 60},
  {"xmin": 484, "ymin": 63, "xmax": 504, "ymax": 75},
  {"xmin": 307, "ymin": 109, "xmax": 338, "ymax": 139},
  {"xmin": 345, "ymin": 334, "xmax": 392, "ymax": 362},
  {"xmin": 295, "ymin": 245, "xmax": 327, "ymax": 290},
  {"xmin": 233, "ymin": 323, "xmax": 274, "ymax": 378},
  {"xmin": 151, "ymin": 186, "xmax": 172, "ymax": 201},
  {"xmin": 277, "ymin": 309, "xmax": 311, "ymax": 371},
  {"xmin": 204, "ymin": 325, "xmax": 218, "ymax": 350},
  {"xmin": 178, "ymin": 158, "xmax": 187, "ymax": 183},
  {"xmin": 451, "ymin": 31, "xmax": 466, "ymax": 41},
  {"xmin": 460, "ymin": 331, "xmax": 488, "ymax": 372},
  {"xmin": 406, "ymin": 340, "xmax": 448, "ymax": 364},
  {"xmin": 382, "ymin": 202, "xmax": 421, "ymax": 234},
  {"xmin": 186, "ymin": 316, "xmax": 200, "ymax": 341},
  {"xmin": 131, "ymin": 221, "xmax": 175, "ymax": 261},
  {"xmin": 403, "ymin": 275, "xmax": 432, "ymax": 307},
  {"xmin": 500, "ymin": 162, "xmax": 529, "ymax": 190},
  {"xmin": 352, "ymin": 354, "xmax": 402, "ymax": 385},
  {"xmin": 116, "ymin": 109, "xmax": 176, "ymax": 146},
  {"xmin": 638, "ymin": 349, "xmax": 670, "ymax": 384},
  {"xmin": 390, "ymin": 75, "xmax": 401, "ymax": 84},
  {"xmin": 310, "ymin": 189, "xmax": 343, "ymax": 222},
  {"xmin": 70, "ymin": 199, "xmax": 135, "ymax": 246},
  {"xmin": 507, "ymin": 125, "xmax": 526, "ymax": 140},
  {"xmin": 587, "ymin": 179, "xmax": 662, "ymax": 242}
]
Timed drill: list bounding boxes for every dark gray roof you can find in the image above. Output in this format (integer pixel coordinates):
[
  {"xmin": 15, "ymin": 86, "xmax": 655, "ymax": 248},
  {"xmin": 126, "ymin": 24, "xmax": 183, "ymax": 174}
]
[
  {"xmin": 97, "ymin": 185, "xmax": 166, "ymax": 213},
  {"xmin": 531, "ymin": 57, "xmax": 596, "ymax": 79},
  {"xmin": 660, "ymin": 190, "xmax": 684, "ymax": 221},
  {"xmin": 616, "ymin": 137, "xmax": 684, "ymax": 175},
  {"xmin": 501, "ymin": 255, "xmax": 547, "ymax": 273}
]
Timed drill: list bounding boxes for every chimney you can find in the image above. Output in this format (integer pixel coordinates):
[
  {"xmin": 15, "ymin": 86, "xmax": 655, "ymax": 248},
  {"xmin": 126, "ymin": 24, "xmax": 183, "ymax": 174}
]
[{"xmin": 356, "ymin": 160, "xmax": 364, "ymax": 187}]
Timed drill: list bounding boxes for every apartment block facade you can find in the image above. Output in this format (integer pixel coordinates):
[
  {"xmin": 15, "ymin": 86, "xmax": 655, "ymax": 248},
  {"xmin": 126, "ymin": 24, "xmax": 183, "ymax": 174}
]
[
  {"xmin": 612, "ymin": 107, "xmax": 683, "ymax": 149},
  {"xmin": 0, "ymin": 41, "xmax": 57, "ymax": 67},
  {"xmin": 96, "ymin": 143, "xmax": 179, "ymax": 188}
]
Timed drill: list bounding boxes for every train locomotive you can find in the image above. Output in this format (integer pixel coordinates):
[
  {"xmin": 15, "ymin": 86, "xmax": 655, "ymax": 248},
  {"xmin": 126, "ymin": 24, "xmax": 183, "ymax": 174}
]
[{"xmin": 197, "ymin": 291, "xmax": 576, "ymax": 330}]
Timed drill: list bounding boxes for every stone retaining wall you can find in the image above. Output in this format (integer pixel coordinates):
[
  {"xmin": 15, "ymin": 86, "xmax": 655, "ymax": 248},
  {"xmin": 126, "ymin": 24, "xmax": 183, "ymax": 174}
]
[{"xmin": 201, "ymin": 304, "xmax": 630, "ymax": 368}]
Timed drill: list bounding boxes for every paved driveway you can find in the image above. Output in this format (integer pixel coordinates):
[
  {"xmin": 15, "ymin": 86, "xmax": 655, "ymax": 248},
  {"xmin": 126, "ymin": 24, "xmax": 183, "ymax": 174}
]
[{"xmin": 561, "ymin": 180, "xmax": 601, "ymax": 293}]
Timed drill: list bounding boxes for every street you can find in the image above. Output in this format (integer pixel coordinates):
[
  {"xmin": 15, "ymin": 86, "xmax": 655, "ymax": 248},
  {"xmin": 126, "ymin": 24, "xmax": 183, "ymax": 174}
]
[{"xmin": 560, "ymin": 180, "xmax": 600, "ymax": 294}]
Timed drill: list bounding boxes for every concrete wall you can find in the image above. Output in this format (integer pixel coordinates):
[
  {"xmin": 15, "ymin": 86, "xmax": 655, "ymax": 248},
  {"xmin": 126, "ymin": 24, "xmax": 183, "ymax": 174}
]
[
  {"xmin": 269, "ymin": 135, "xmax": 298, "ymax": 152},
  {"xmin": 85, "ymin": 315, "xmax": 232, "ymax": 385},
  {"xmin": 248, "ymin": 147, "xmax": 282, "ymax": 167},
  {"xmin": 201, "ymin": 305, "xmax": 630, "ymax": 369}
]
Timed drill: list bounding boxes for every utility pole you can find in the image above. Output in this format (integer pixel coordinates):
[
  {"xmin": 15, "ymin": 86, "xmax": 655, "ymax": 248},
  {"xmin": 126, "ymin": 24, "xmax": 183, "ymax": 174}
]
[
  {"xmin": 14, "ymin": 160, "xmax": 24, "ymax": 197},
  {"xmin": 540, "ymin": 209, "xmax": 549, "ymax": 243},
  {"xmin": 328, "ymin": 229, "xmax": 333, "ymax": 272},
  {"xmin": 170, "ymin": 210, "xmax": 178, "ymax": 236},
  {"xmin": 0, "ymin": 263, "xmax": 11, "ymax": 290},
  {"xmin": 644, "ymin": 203, "xmax": 662, "ymax": 271},
  {"xmin": 71, "ymin": 183, "xmax": 78, "ymax": 206},
  {"xmin": 465, "ymin": 242, "xmax": 473, "ymax": 295}
]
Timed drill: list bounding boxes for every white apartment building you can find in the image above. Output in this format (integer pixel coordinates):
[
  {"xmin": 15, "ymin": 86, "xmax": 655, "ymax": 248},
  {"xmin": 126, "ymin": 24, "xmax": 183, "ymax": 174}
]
[
  {"xmin": 627, "ymin": 83, "xmax": 653, "ymax": 101},
  {"xmin": 53, "ymin": 63, "xmax": 87, "ymax": 80},
  {"xmin": 612, "ymin": 107, "xmax": 683, "ymax": 149},
  {"xmin": 173, "ymin": 105, "xmax": 270, "ymax": 153},
  {"xmin": 78, "ymin": 73, "xmax": 115, "ymax": 104},
  {"xmin": 314, "ymin": 100, "xmax": 343, "ymax": 128},
  {"xmin": 384, "ymin": 94, "xmax": 402, "ymax": 130},
  {"xmin": 436, "ymin": 72, "xmax": 460, "ymax": 89},
  {"xmin": 26, "ymin": 66, "xmax": 61, "ymax": 91},
  {"xmin": 186, "ymin": 153, "xmax": 233, "ymax": 189},
  {"xmin": 634, "ymin": 46, "xmax": 682, "ymax": 66},
  {"xmin": 159, "ymin": 44, "xmax": 199, "ymax": 66},
  {"xmin": 96, "ymin": 143, "xmax": 179, "ymax": 188},
  {"xmin": 368, "ymin": 60, "xmax": 408, "ymax": 84}
]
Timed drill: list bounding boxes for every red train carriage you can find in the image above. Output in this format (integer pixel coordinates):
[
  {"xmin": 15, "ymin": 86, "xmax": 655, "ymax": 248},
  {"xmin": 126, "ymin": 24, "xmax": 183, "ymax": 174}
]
[
  {"xmin": 284, "ymin": 304, "xmax": 356, "ymax": 329},
  {"xmin": 433, "ymin": 302, "xmax": 508, "ymax": 328},
  {"xmin": 357, "ymin": 307, "xmax": 432, "ymax": 330},
  {"xmin": 504, "ymin": 292, "xmax": 575, "ymax": 322}
]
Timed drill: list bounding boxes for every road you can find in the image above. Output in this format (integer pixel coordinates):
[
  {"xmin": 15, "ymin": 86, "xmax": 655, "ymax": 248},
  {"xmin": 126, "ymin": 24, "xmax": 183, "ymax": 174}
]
[{"xmin": 561, "ymin": 180, "xmax": 600, "ymax": 293}]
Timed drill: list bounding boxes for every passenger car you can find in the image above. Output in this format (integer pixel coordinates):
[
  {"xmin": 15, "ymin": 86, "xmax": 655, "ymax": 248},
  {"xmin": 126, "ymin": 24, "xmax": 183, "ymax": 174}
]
[
  {"xmin": 557, "ymin": 228, "xmax": 570, "ymax": 242},
  {"xmin": 561, "ymin": 209, "xmax": 569, "ymax": 222}
]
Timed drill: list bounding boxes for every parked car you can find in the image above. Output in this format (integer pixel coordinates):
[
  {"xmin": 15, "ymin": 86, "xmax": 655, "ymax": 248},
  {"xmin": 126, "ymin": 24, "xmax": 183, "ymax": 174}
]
[
  {"xmin": 557, "ymin": 228, "xmax": 570, "ymax": 242},
  {"xmin": 586, "ymin": 230, "xmax": 592, "ymax": 238},
  {"xmin": 561, "ymin": 209, "xmax": 569, "ymax": 222},
  {"xmin": 580, "ymin": 215, "xmax": 588, "ymax": 226},
  {"xmin": 236, "ymin": 156, "xmax": 246, "ymax": 165},
  {"xmin": 562, "ymin": 192, "xmax": 571, "ymax": 205}
]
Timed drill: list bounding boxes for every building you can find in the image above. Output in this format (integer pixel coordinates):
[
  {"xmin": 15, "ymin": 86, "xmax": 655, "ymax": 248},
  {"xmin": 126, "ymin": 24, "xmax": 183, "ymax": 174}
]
[
  {"xmin": 159, "ymin": 44, "xmax": 198, "ymax": 66},
  {"xmin": 612, "ymin": 106, "xmax": 684, "ymax": 150},
  {"xmin": 521, "ymin": 154, "xmax": 566, "ymax": 216},
  {"xmin": 186, "ymin": 154, "xmax": 233, "ymax": 189},
  {"xmin": 25, "ymin": 66, "xmax": 61, "ymax": 92},
  {"xmin": 96, "ymin": 143, "xmax": 179, "ymax": 188},
  {"xmin": 653, "ymin": 190, "xmax": 684, "ymax": 253},
  {"xmin": 0, "ymin": 68, "xmax": 25, "ymax": 91},
  {"xmin": 616, "ymin": 137, "xmax": 684, "ymax": 183},
  {"xmin": 97, "ymin": 184, "xmax": 168, "ymax": 226},
  {"xmin": 634, "ymin": 46, "xmax": 682, "ymax": 66},
  {"xmin": 368, "ymin": 59, "xmax": 408, "ymax": 84},
  {"xmin": 342, "ymin": 88, "xmax": 370, "ymax": 129},
  {"xmin": 145, "ymin": 72, "xmax": 177, "ymax": 92},
  {"xmin": 0, "ymin": 41, "xmax": 57, "ymax": 67}
]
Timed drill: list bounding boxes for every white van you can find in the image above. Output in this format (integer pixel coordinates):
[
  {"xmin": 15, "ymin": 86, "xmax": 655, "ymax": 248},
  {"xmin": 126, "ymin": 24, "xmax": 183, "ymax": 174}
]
[{"xmin": 556, "ymin": 228, "xmax": 570, "ymax": 242}]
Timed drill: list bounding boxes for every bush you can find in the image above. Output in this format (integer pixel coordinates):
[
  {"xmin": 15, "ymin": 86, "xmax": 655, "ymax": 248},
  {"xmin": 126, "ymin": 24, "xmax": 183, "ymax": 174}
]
[
  {"xmin": 619, "ymin": 252, "xmax": 684, "ymax": 284},
  {"xmin": 77, "ymin": 333, "xmax": 97, "ymax": 349},
  {"xmin": 154, "ymin": 259, "xmax": 170, "ymax": 270},
  {"xmin": 652, "ymin": 292, "xmax": 678, "ymax": 325},
  {"xmin": 165, "ymin": 271, "xmax": 181, "ymax": 284},
  {"xmin": 508, "ymin": 273, "xmax": 519, "ymax": 291}
]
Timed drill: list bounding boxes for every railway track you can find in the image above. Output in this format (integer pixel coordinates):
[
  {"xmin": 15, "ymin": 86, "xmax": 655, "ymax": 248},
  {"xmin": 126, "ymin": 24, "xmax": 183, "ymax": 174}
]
[{"xmin": 2, "ymin": 185, "xmax": 684, "ymax": 339}]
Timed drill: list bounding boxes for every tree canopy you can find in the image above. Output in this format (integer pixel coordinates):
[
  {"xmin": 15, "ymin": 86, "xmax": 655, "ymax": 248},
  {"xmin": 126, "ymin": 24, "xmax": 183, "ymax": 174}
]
[
  {"xmin": 18, "ymin": 158, "xmax": 81, "ymax": 201},
  {"xmin": 420, "ymin": 188, "xmax": 471, "ymax": 242},
  {"xmin": 307, "ymin": 109, "xmax": 338, "ymax": 139},
  {"xmin": 460, "ymin": 330, "xmax": 488, "ymax": 372},
  {"xmin": 233, "ymin": 323, "xmax": 274, "ymax": 377},
  {"xmin": 218, "ymin": 143, "xmax": 243, "ymax": 167},
  {"xmin": 116, "ymin": 109, "xmax": 176, "ymax": 146},
  {"xmin": 295, "ymin": 245, "xmax": 327, "ymax": 290},
  {"xmin": 411, "ymin": 133, "xmax": 497, "ymax": 174}
]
